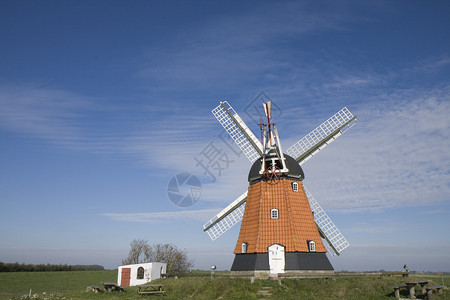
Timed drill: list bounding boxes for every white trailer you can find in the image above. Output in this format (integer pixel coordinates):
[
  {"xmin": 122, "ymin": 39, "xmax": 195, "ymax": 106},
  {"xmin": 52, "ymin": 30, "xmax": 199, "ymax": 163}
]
[{"xmin": 117, "ymin": 262, "xmax": 166, "ymax": 287}]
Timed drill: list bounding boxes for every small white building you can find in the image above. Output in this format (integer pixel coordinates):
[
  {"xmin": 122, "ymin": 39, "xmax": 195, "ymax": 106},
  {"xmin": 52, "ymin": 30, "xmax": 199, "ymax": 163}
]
[{"xmin": 117, "ymin": 262, "xmax": 166, "ymax": 287}]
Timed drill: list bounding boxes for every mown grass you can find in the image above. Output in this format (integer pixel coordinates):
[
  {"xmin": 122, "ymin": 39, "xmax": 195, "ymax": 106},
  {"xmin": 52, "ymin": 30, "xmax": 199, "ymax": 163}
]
[
  {"xmin": 0, "ymin": 270, "xmax": 448, "ymax": 300},
  {"xmin": 0, "ymin": 270, "xmax": 117, "ymax": 299}
]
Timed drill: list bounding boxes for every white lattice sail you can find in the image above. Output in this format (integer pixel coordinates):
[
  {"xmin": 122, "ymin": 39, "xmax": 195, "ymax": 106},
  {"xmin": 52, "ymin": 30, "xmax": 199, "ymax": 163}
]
[
  {"xmin": 287, "ymin": 107, "xmax": 357, "ymax": 165},
  {"xmin": 305, "ymin": 187, "xmax": 349, "ymax": 255},
  {"xmin": 212, "ymin": 102, "xmax": 263, "ymax": 163},
  {"xmin": 203, "ymin": 192, "xmax": 247, "ymax": 240}
]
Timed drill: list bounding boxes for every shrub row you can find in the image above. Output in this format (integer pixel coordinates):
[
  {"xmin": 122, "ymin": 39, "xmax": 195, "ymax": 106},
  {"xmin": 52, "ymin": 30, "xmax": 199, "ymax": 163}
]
[{"xmin": 0, "ymin": 262, "xmax": 104, "ymax": 272}]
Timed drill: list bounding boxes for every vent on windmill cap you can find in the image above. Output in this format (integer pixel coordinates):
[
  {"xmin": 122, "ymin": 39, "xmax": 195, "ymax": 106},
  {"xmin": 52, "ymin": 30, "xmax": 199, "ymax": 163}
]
[{"xmin": 248, "ymin": 154, "xmax": 304, "ymax": 184}]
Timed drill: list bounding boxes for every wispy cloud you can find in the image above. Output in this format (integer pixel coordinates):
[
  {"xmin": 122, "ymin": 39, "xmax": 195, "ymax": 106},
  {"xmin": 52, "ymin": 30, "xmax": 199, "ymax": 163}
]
[
  {"xmin": 418, "ymin": 209, "xmax": 446, "ymax": 215},
  {"xmin": 348, "ymin": 221, "xmax": 401, "ymax": 234},
  {"xmin": 158, "ymin": 81, "xmax": 450, "ymax": 215},
  {"xmin": 305, "ymin": 87, "xmax": 450, "ymax": 212},
  {"xmin": 0, "ymin": 84, "xmax": 94, "ymax": 146},
  {"xmin": 1, "ymin": 6, "xmax": 449, "ymax": 219},
  {"xmin": 192, "ymin": 63, "xmax": 450, "ymax": 214},
  {"xmin": 0, "ymin": 83, "xmax": 220, "ymax": 172},
  {"xmin": 103, "ymin": 209, "xmax": 220, "ymax": 223},
  {"xmin": 409, "ymin": 55, "xmax": 450, "ymax": 74},
  {"xmin": 2, "ymin": 69, "xmax": 448, "ymax": 217},
  {"xmin": 138, "ymin": 2, "xmax": 356, "ymax": 91}
]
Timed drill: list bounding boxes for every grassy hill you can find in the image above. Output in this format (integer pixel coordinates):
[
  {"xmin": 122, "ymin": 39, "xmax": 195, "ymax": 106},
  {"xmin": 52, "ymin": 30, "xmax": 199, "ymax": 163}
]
[{"xmin": 0, "ymin": 270, "xmax": 448, "ymax": 299}]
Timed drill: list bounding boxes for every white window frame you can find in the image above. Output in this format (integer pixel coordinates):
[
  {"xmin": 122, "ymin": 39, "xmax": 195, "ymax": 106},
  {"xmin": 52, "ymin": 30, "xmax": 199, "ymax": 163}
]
[
  {"xmin": 241, "ymin": 242, "xmax": 248, "ymax": 253},
  {"xmin": 309, "ymin": 241, "xmax": 316, "ymax": 252},
  {"xmin": 292, "ymin": 182, "xmax": 299, "ymax": 192},
  {"xmin": 270, "ymin": 208, "xmax": 279, "ymax": 219}
]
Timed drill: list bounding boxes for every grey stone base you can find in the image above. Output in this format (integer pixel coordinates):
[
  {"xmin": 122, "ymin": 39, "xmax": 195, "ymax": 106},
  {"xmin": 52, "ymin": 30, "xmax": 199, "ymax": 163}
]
[{"xmin": 231, "ymin": 252, "xmax": 334, "ymax": 272}]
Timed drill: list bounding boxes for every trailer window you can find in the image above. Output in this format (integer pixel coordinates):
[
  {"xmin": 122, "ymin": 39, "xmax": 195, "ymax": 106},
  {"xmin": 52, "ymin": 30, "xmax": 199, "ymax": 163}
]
[{"xmin": 137, "ymin": 267, "xmax": 144, "ymax": 279}]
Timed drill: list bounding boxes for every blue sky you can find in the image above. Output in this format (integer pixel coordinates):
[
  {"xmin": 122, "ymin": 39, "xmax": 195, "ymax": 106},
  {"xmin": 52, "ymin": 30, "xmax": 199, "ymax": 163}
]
[{"xmin": 1, "ymin": 0, "xmax": 449, "ymax": 272}]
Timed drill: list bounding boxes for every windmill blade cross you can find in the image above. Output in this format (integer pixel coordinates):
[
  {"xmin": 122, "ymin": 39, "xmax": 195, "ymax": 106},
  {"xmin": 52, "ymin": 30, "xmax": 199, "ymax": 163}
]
[
  {"xmin": 286, "ymin": 107, "xmax": 357, "ymax": 165},
  {"xmin": 205, "ymin": 102, "xmax": 357, "ymax": 244}
]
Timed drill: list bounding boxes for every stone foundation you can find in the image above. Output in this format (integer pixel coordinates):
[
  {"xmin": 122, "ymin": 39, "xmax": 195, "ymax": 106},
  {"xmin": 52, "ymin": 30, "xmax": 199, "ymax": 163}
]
[{"xmin": 231, "ymin": 252, "xmax": 334, "ymax": 272}]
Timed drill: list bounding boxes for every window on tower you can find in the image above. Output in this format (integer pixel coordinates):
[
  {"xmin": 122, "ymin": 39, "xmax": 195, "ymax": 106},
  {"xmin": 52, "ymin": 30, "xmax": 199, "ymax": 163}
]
[
  {"xmin": 270, "ymin": 208, "xmax": 279, "ymax": 219},
  {"xmin": 292, "ymin": 182, "xmax": 299, "ymax": 192},
  {"xmin": 309, "ymin": 241, "xmax": 316, "ymax": 252},
  {"xmin": 241, "ymin": 242, "xmax": 248, "ymax": 253}
]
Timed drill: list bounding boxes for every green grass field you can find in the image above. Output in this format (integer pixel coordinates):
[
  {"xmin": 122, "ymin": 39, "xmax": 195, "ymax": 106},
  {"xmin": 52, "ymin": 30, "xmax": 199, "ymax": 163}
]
[
  {"xmin": 0, "ymin": 270, "xmax": 448, "ymax": 300},
  {"xmin": 0, "ymin": 270, "xmax": 117, "ymax": 299}
]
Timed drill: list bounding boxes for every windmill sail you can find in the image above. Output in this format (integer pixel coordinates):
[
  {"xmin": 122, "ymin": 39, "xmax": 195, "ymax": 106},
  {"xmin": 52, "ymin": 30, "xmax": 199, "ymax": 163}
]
[
  {"xmin": 203, "ymin": 192, "xmax": 247, "ymax": 240},
  {"xmin": 304, "ymin": 187, "xmax": 349, "ymax": 255},
  {"xmin": 205, "ymin": 101, "xmax": 263, "ymax": 241},
  {"xmin": 286, "ymin": 107, "xmax": 357, "ymax": 165},
  {"xmin": 211, "ymin": 101, "xmax": 263, "ymax": 163}
]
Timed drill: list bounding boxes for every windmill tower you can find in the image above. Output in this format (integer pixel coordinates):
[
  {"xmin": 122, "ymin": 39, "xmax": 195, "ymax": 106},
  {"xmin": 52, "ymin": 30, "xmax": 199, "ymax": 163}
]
[{"xmin": 203, "ymin": 101, "xmax": 357, "ymax": 275}]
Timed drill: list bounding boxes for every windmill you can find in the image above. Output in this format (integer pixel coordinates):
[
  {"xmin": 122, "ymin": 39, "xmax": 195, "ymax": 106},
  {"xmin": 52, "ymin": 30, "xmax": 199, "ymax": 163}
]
[{"xmin": 203, "ymin": 100, "xmax": 357, "ymax": 275}]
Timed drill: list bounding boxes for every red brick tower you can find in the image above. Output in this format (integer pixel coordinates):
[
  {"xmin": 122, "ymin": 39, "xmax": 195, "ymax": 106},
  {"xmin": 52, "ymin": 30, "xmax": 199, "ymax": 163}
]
[{"xmin": 230, "ymin": 153, "xmax": 333, "ymax": 273}]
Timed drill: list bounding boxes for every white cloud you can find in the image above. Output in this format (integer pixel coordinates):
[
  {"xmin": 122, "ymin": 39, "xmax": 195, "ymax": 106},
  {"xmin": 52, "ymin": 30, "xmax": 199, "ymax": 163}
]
[
  {"xmin": 305, "ymin": 88, "xmax": 450, "ymax": 212},
  {"xmin": 2, "ymin": 75, "xmax": 448, "ymax": 218},
  {"xmin": 138, "ymin": 2, "xmax": 356, "ymax": 91},
  {"xmin": 103, "ymin": 209, "xmax": 220, "ymax": 223},
  {"xmin": 148, "ymin": 83, "xmax": 450, "ymax": 217},
  {"xmin": 0, "ymin": 84, "xmax": 93, "ymax": 145},
  {"xmin": 0, "ymin": 83, "xmax": 220, "ymax": 172}
]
